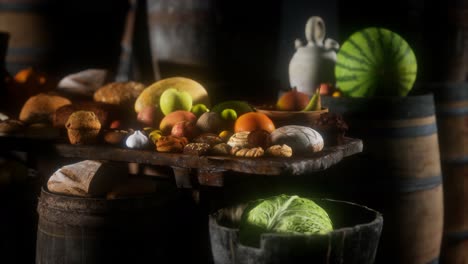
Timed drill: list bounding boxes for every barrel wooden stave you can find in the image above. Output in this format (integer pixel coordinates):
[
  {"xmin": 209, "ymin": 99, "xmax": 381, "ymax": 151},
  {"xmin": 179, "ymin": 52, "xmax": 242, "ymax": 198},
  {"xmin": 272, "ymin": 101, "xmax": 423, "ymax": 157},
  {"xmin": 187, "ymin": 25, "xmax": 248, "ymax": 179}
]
[
  {"xmin": 35, "ymin": 185, "xmax": 177, "ymax": 264},
  {"xmin": 422, "ymin": 83, "xmax": 468, "ymax": 264},
  {"xmin": 322, "ymin": 94, "xmax": 444, "ymax": 264}
]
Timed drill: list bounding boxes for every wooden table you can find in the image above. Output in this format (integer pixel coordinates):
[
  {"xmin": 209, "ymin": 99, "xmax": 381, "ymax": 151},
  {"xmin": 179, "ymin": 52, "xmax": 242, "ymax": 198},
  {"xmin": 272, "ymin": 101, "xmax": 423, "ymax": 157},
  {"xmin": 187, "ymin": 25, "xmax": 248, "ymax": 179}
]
[{"xmin": 0, "ymin": 135, "xmax": 362, "ymax": 187}]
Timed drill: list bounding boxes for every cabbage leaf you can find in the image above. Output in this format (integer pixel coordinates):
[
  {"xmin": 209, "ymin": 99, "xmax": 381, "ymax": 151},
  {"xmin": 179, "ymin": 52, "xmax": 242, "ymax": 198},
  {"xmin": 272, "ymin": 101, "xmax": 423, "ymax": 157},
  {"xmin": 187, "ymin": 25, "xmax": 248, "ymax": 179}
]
[{"xmin": 239, "ymin": 195, "xmax": 333, "ymax": 247}]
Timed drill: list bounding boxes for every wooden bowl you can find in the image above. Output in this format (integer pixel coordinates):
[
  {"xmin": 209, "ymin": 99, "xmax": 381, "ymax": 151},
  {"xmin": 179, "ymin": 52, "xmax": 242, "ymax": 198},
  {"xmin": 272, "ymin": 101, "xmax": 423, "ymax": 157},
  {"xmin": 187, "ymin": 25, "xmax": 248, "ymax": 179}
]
[{"xmin": 255, "ymin": 106, "xmax": 328, "ymax": 128}]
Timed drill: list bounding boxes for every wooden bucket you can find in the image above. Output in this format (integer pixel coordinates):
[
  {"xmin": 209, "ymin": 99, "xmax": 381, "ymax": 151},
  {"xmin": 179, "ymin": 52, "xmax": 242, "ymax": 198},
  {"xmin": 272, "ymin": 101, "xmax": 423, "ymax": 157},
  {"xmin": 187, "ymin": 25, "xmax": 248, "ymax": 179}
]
[
  {"xmin": 322, "ymin": 94, "xmax": 444, "ymax": 264},
  {"xmin": 35, "ymin": 184, "xmax": 181, "ymax": 264},
  {"xmin": 209, "ymin": 199, "xmax": 383, "ymax": 264},
  {"xmin": 420, "ymin": 83, "xmax": 468, "ymax": 264}
]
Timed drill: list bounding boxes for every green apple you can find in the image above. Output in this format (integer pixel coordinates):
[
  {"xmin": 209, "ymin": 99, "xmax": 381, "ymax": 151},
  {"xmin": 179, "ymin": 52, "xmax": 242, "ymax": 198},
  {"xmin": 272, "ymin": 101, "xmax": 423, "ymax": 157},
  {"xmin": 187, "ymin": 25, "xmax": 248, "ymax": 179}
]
[
  {"xmin": 191, "ymin": 103, "xmax": 210, "ymax": 117},
  {"xmin": 220, "ymin": 108, "xmax": 238, "ymax": 121},
  {"xmin": 159, "ymin": 88, "xmax": 193, "ymax": 116}
]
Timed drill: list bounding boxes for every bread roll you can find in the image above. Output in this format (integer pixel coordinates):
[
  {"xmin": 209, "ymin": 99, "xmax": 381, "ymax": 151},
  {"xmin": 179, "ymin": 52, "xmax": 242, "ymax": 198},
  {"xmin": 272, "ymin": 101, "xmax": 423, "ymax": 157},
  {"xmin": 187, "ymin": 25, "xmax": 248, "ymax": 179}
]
[
  {"xmin": 19, "ymin": 93, "xmax": 71, "ymax": 124},
  {"xmin": 52, "ymin": 101, "xmax": 120, "ymax": 129},
  {"xmin": 65, "ymin": 111, "xmax": 101, "ymax": 144}
]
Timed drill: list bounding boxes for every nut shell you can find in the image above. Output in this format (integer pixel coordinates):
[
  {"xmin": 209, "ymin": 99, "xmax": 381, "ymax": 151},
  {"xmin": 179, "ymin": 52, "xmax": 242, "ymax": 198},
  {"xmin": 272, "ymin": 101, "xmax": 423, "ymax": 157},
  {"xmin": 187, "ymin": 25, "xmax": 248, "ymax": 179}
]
[
  {"xmin": 193, "ymin": 133, "xmax": 224, "ymax": 147},
  {"xmin": 183, "ymin": 143, "xmax": 211, "ymax": 155},
  {"xmin": 210, "ymin": 143, "xmax": 232, "ymax": 155},
  {"xmin": 103, "ymin": 130, "xmax": 129, "ymax": 145}
]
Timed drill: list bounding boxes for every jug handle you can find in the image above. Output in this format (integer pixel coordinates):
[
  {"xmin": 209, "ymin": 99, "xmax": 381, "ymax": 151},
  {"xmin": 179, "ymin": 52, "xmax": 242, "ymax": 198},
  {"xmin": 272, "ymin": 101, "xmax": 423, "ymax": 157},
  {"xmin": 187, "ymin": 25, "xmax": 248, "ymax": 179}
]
[{"xmin": 305, "ymin": 16, "xmax": 326, "ymax": 47}]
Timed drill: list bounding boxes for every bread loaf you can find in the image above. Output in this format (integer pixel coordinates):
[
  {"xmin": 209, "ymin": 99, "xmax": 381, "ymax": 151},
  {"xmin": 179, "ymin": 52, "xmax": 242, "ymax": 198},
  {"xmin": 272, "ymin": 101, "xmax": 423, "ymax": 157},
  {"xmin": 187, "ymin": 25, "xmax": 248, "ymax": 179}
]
[
  {"xmin": 47, "ymin": 160, "xmax": 126, "ymax": 197},
  {"xmin": 93, "ymin": 81, "xmax": 145, "ymax": 106},
  {"xmin": 19, "ymin": 93, "xmax": 71, "ymax": 124},
  {"xmin": 270, "ymin": 125, "xmax": 324, "ymax": 153}
]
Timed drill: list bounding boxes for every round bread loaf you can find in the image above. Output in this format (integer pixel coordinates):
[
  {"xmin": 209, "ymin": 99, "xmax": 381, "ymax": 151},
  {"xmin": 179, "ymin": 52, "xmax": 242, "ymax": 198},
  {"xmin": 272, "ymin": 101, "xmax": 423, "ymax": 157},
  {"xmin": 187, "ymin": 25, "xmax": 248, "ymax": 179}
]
[
  {"xmin": 270, "ymin": 125, "xmax": 324, "ymax": 153},
  {"xmin": 19, "ymin": 93, "xmax": 71, "ymax": 124},
  {"xmin": 93, "ymin": 81, "xmax": 145, "ymax": 106}
]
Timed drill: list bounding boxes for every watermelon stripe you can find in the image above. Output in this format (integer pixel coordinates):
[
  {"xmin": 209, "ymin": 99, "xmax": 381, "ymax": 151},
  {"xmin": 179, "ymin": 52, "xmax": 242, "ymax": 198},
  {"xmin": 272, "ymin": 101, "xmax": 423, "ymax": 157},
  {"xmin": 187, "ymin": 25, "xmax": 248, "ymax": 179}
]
[
  {"xmin": 360, "ymin": 29, "xmax": 378, "ymax": 60},
  {"xmin": 349, "ymin": 78, "xmax": 373, "ymax": 95},
  {"xmin": 335, "ymin": 62, "xmax": 369, "ymax": 72},
  {"xmin": 377, "ymin": 28, "xmax": 386, "ymax": 53},
  {"xmin": 390, "ymin": 36, "xmax": 404, "ymax": 63},
  {"xmin": 388, "ymin": 30, "xmax": 395, "ymax": 53},
  {"xmin": 338, "ymin": 50, "xmax": 372, "ymax": 67},
  {"xmin": 335, "ymin": 75, "xmax": 360, "ymax": 82},
  {"xmin": 395, "ymin": 44, "xmax": 411, "ymax": 65},
  {"xmin": 348, "ymin": 38, "xmax": 376, "ymax": 65},
  {"xmin": 336, "ymin": 27, "xmax": 417, "ymax": 97}
]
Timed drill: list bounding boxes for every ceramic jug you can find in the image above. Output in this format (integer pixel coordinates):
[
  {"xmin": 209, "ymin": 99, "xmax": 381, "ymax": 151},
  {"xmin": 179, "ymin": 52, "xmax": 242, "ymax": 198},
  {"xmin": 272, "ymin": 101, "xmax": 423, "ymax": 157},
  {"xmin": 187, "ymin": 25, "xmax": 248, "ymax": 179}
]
[{"xmin": 288, "ymin": 16, "xmax": 339, "ymax": 96}]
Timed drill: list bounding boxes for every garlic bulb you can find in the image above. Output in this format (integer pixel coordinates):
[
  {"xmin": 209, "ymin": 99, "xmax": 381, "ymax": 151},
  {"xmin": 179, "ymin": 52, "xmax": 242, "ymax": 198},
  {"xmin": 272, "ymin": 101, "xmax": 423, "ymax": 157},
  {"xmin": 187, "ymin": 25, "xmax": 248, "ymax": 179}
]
[{"xmin": 125, "ymin": 130, "xmax": 149, "ymax": 149}]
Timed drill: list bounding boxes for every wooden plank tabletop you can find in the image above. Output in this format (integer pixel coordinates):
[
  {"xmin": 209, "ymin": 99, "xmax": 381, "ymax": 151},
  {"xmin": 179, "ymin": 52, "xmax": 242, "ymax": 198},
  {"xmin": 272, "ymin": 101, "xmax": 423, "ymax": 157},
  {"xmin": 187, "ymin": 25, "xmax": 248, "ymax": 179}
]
[{"xmin": 0, "ymin": 135, "xmax": 362, "ymax": 187}]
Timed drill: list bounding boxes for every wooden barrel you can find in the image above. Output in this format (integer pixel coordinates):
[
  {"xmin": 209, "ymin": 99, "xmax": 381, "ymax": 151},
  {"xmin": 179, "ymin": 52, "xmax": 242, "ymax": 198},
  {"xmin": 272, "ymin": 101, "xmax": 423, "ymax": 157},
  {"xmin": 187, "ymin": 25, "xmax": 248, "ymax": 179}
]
[
  {"xmin": 0, "ymin": 0, "xmax": 54, "ymax": 74},
  {"xmin": 0, "ymin": 0, "xmax": 128, "ymax": 76},
  {"xmin": 35, "ymin": 184, "xmax": 180, "ymax": 264},
  {"xmin": 209, "ymin": 199, "xmax": 383, "ymax": 264},
  {"xmin": 420, "ymin": 83, "xmax": 468, "ymax": 264},
  {"xmin": 322, "ymin": 94, "xmax": 444, "ymax": 264},
  {"xmin": 0, "ymin": 179, "xmax": 41, "ymax": 264}
]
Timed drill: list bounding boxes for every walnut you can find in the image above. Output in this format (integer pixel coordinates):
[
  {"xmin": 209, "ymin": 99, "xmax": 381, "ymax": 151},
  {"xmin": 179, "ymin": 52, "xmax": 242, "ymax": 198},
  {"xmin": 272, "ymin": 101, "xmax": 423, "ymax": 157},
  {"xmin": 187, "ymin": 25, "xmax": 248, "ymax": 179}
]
[
  {"xmin": 210, "ymin": 143, "xmax": 232, "ymax": 155},
  {"xmin": 193, "ymin": 133, "xmax": 224, "ymax": 147},
  {"xmin": 156, "ymin": 135, "xmax": 188, "ymax": 153},
  {"xmin": 266, "ymin": 144, "xmax": 293, "ymax": 157},
  {"xmin": 230, "ymin": 146, "xmax": 264, "ymax": 158},
  {"xmin": 183, "ymin": 142, "xmax": 211, "ymax": 155}
]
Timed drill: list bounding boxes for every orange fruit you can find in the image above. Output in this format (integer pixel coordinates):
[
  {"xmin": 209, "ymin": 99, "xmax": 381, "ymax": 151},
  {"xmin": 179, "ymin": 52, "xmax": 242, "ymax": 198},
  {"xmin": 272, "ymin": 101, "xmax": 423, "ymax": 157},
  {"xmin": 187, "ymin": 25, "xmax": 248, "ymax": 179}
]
[{"xmin": 234, "ymin": 112, "xmax": 275, "ymax": 133}]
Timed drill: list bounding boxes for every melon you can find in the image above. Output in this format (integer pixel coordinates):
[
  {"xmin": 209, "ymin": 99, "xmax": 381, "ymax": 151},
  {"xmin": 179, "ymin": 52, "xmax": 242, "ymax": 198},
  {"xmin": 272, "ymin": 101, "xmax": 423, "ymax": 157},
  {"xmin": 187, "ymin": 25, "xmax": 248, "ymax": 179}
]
[{"xmin": 335, "ymin": 27, "xmax": 417, "ymax": 97}]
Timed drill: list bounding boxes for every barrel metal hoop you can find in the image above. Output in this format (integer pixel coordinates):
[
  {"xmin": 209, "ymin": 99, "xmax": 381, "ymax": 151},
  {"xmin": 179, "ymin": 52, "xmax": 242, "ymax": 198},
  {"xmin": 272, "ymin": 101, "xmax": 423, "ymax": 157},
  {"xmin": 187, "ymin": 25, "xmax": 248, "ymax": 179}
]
[
  {"xmin": 441, "ymin": 156, "xmax": 468, "ymax": 165},
  {"xmin": 444, "ymin": 230, "xmax": 468, "ymax": 244},
  {"xmin": 398, "ymin": 175, "xmax": 442, "ymax": 193},
  {"xmin": 0, "ymin": 3, "xmax": 52, "ymax": 12},
  {"xmin": 436, "ymin": 106, "xmax": 468, "ymax": 117},
  {"xmin": 7, "ymin": 47, "xmax": 48, "ymax": 56},
  {"xmin": 360, "ymin": 123, "xmax": 438, "ymax": 138}
]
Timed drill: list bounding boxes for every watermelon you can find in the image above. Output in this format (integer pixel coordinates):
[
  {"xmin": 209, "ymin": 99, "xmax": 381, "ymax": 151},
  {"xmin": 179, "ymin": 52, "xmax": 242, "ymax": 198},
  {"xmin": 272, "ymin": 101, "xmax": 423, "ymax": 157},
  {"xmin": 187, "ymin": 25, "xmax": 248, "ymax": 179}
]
[{"xmin": 335, "ymin": 27, "xmax": 417, "ymax": 97}]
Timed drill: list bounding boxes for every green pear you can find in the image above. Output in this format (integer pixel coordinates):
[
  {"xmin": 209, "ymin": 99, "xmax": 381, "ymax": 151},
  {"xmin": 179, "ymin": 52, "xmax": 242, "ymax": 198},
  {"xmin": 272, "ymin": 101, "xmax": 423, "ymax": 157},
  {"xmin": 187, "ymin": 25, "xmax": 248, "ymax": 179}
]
[
  {"xmin": 302, "ymin": 87, "xmax": 321, "ymax": 111},
  {"xmin": 160, "ymin": 88, "xmax": 193, "ymax": 115}
]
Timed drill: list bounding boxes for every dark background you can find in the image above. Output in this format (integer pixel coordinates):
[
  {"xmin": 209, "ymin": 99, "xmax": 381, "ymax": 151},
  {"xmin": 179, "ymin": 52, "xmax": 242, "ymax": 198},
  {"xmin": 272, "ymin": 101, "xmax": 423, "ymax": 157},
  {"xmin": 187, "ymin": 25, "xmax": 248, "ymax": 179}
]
[{"xmin": 0, "ymin": 0, "xmax": 465, "ymax": 104}]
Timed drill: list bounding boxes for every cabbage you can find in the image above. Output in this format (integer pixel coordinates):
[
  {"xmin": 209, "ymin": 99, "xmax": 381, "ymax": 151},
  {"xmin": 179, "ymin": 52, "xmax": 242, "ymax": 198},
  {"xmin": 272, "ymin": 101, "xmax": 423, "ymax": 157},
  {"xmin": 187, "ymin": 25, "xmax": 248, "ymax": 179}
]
[{"xmin": 239, "ymin": 195, "xmax": 333, "ymax": 247}]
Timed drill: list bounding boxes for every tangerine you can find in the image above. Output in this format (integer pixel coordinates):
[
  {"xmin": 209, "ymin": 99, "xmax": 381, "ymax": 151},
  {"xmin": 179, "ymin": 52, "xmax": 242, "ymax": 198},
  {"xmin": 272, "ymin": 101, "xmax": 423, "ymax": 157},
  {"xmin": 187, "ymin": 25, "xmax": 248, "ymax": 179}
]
[{"xmin": 234, "ymin": 112, "xmax": 275, "ymax": 133}]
